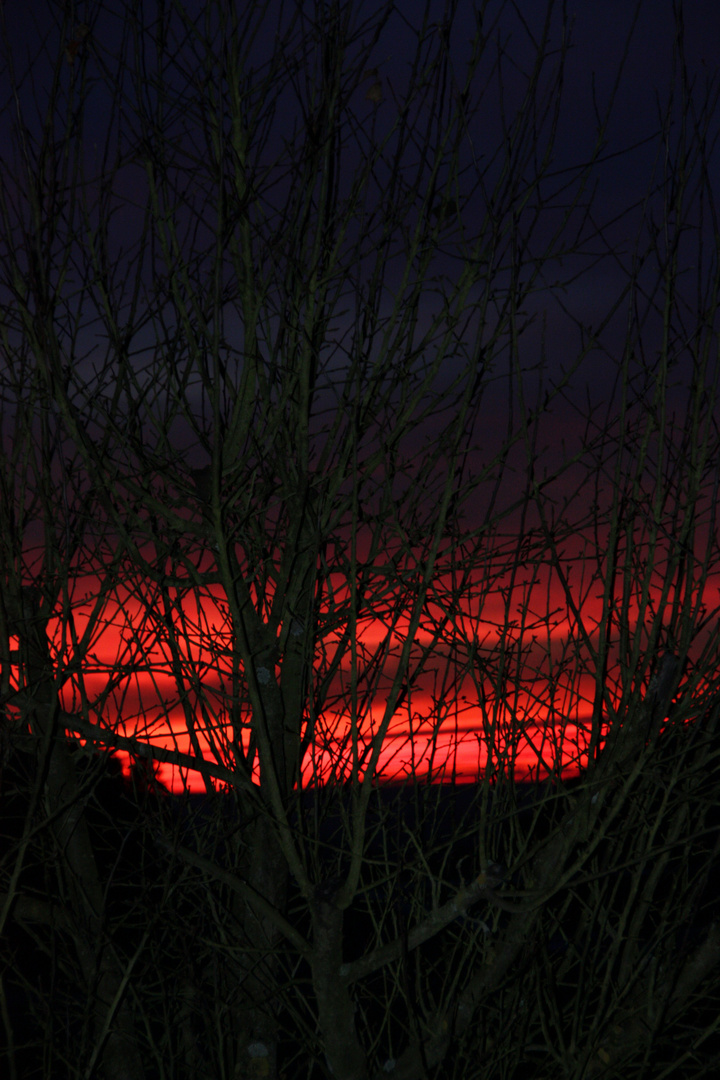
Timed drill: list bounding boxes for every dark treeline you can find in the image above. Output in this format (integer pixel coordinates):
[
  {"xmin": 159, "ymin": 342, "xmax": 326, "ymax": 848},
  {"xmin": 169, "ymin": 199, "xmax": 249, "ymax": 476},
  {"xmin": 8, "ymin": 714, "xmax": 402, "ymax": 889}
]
[
  {"xmin": 2, "ymin": 0, "xmax": 720, "ymax": 1076},
  {"xmin": 3, "ymin": 699, "xmax": 719, "ymax": 1079}
]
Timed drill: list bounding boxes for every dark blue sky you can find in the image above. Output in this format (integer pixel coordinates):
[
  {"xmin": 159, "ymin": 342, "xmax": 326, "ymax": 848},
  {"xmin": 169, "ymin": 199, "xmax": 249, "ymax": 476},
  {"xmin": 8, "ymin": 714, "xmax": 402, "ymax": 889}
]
[
  {"xmin": 1, "ymin": 0, "xmax": 718, "ymax": 481},
  {"xmin": 1, "ymin": 1, "xmax": 718, "ymax": 788}
]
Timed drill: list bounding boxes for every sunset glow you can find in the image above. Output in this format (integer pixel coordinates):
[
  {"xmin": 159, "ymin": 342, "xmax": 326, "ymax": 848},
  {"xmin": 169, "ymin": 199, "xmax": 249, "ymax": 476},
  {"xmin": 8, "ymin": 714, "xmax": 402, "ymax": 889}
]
[{"xmin": 15, "ymin": 570, "xmax": 612, "ymax": 793}]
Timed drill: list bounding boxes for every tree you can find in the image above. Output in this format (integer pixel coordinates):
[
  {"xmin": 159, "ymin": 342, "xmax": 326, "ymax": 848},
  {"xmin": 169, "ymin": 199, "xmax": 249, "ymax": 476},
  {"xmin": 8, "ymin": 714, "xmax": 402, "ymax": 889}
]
[{"xmin": 1, "ymin": 1, "xmax": 720, "ymax": 1078}]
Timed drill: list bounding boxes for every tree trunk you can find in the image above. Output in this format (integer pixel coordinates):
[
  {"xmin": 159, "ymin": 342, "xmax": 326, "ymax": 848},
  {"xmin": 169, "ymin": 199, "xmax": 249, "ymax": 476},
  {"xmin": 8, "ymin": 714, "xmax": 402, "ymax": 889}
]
[{"xmin": 16, "ymin": 587, "xmax": 146, "ymax": 1080}]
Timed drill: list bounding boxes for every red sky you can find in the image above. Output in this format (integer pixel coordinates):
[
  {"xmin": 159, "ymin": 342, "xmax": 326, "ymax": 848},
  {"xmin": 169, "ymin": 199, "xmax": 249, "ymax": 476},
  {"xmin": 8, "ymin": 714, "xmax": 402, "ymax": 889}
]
[
  {"xmin": 4, "ymin": 0, "xmax": 716, "ymax": 793},
  {"xmin": 15, "ymin": 566, "xmax": 611, "ymax": 793}
]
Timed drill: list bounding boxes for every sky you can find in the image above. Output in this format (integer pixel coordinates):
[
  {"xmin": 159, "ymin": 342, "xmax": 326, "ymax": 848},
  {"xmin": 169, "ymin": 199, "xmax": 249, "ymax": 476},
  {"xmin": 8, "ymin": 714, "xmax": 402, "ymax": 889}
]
[{"xmin": 2, "ymin": 0, "xmax": 719, "ymax": 792}]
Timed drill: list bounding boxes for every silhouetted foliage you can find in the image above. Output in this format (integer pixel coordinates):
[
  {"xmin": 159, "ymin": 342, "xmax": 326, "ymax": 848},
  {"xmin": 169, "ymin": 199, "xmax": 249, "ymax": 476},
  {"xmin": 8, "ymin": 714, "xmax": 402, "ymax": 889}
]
[{"xmin": 2, "ymin": 1, "xmax": 720, "ymax": 1078}]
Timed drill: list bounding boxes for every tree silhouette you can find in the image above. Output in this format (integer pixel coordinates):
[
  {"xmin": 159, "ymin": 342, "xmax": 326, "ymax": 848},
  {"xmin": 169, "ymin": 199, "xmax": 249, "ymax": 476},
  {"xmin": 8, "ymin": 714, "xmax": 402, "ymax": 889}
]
[{"xmin": 1, "ymin": 1, "xmax": 720, "ymax": 1078}]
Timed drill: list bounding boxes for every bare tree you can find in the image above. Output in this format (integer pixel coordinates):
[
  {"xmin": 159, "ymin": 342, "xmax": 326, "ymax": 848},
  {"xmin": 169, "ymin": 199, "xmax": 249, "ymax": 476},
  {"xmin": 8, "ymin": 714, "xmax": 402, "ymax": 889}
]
[{"xmin": 1, "ymin": 1, "xmax": 720, "ymax": 1078}]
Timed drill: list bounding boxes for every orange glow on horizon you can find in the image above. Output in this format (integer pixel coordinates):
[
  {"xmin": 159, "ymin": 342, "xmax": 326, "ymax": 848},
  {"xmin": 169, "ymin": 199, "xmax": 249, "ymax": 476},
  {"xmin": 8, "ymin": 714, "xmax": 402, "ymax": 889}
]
[
  {"xmin": 35, "ymin": 579, "xmax": 604, "ymax": 792},
  {"xmin": 8, "ymin": 532, "xmax": 701, "ymax": 795}
]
